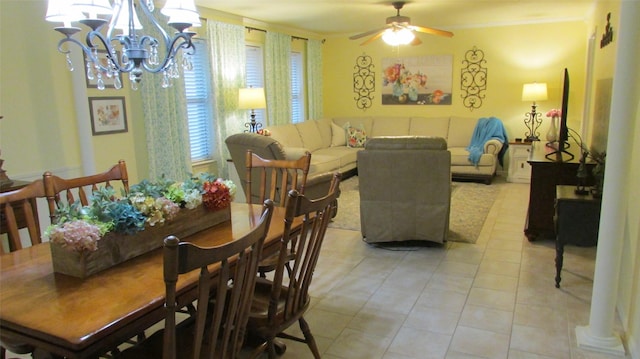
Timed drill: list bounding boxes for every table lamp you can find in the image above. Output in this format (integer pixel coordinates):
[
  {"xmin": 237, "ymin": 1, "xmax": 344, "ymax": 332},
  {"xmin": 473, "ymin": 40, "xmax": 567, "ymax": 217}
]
[
  {"xmin": 238, "ymin": 87, "xmax": 266, "ymax": 133},
  {"xmin": 522, "ymin": 82, "xmax": 548, "ymax": 141}
]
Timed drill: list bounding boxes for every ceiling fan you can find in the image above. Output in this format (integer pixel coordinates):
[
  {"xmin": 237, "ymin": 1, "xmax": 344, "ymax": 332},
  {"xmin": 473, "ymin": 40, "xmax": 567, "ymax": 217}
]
[{"xmin": 349, "ymin": 1, "xmax": 454, "ymax": 46}]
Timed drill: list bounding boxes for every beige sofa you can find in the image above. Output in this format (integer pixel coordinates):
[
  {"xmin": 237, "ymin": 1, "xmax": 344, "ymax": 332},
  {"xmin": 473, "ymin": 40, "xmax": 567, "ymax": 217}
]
[{"xmin": 264, "ymin": 117, "xmax": 505, "ymax": 184}]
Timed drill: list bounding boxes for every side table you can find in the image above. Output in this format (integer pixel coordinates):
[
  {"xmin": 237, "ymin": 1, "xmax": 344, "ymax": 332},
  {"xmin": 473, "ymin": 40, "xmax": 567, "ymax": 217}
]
[
  {"xmin": 507, "ymin": 141, "xmax": 532, "ymax": 183},
  {"xmin": 554, "ymin": 185, "xmax": 601, "ymax": 288}
]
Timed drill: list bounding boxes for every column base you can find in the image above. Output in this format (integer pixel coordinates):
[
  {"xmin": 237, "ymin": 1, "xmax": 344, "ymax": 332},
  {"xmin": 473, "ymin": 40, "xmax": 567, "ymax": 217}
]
[{"xmin": 576, "ymin": 325, "xmax": 626, "ymax": 356}]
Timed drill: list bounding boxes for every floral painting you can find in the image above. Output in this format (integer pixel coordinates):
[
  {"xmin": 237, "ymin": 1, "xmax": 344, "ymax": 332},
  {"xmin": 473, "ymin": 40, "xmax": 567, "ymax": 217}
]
[
  {"xmin": 88, "ymin": 97, "xmax": 128, "ymax": 135},
  {"xmin": 382, "ymin": 55, "xmax": 453, "ymax": 105}
]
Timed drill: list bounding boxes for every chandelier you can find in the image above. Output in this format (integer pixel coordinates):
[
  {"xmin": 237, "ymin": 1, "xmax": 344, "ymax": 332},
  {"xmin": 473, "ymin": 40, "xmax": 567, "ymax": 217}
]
[{"xmin": 45, "ymin": 0, "xmax": 200, "ymax": 90}]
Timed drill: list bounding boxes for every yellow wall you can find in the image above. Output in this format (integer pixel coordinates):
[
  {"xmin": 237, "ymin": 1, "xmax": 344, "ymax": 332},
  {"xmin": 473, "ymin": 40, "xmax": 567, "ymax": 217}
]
[
  {"xmin": 1, "ymin": 0, "xmax": 144, "ymax": 183},
  {"xmin": 322, "ymin": 21, "xmax": 589, "ymax": 159},
  {"xmin": 2, "ymin": 0, "xmax": 639, "ymax": 355}
]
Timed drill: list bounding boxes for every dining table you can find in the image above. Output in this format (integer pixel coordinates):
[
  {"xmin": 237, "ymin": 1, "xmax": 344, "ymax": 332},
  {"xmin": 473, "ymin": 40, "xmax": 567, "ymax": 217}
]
[{"xmin": 0, "ymin": 202, "xmax": 292, "ymax": 359}]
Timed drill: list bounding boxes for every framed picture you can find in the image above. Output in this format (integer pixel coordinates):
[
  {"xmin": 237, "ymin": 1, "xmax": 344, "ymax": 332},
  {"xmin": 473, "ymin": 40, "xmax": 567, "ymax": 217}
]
[
  {"xmin": 88, "ymin": 97, "xmax": 128, "ymax": 135},
  {"xmin": 84, "ymin": 50, "xmax": 123, "ymax": 89},
  {"xmin": 381, "ymin": 55, "xmax": 453, "ymax": 105}
]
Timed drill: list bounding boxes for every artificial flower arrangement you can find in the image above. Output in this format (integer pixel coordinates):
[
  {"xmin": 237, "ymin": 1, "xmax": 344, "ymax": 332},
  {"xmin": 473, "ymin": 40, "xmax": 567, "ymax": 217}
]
[
  {"xmin": 546, "ymin": 109, "xmax": 562, "ymax": 118},
  {"xmin": 46, "ymin": 173, "xmax": 236, "ymax": 253},
  {"xmin": 383, "ymin": 63, "xmax": 428, "ymax": 101}
]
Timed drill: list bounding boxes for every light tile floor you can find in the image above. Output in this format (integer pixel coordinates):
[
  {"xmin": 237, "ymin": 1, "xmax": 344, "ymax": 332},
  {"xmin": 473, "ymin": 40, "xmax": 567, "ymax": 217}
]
[
  {"xmin": 7, "ymin": 177, "xmax": 629, "ymax": 359},
  {"xmin": 263, "ymin": 177, "xmax": 629, "ymax": 359}
]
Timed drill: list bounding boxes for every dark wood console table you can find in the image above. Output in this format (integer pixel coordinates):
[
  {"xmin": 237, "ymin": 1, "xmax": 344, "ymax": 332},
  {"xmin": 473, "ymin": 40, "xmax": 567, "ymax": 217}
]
[
  {"xmin": 554, "ymin": 185, "xmax": 601, "ymax": 287},
  {"xmin": 524, "ymin": 141, "xmax": 594, "ymax": 241}
]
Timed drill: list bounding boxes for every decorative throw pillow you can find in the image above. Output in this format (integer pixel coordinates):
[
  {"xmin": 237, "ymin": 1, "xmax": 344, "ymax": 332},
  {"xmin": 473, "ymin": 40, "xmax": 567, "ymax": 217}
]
[
  {"xmin": 331, "ymin": 122, "xmax": 346, "ymax": 146},
  {"xmin": 347, "ymin": 126, "xmax": 367, "ymax": 148}
]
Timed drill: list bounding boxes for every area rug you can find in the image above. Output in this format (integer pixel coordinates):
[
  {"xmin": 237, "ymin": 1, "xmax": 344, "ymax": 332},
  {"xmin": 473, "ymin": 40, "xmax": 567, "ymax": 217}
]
[{"xmin": 329, "ymin": 176, "xmax": 502, "ymax": 244}]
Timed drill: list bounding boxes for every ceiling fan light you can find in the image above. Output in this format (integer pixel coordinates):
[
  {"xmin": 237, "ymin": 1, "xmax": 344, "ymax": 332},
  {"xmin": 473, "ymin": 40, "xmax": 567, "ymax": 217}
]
[{"xmin": 382, "ymin": 28, "xmax": 415, "ymax": 46}]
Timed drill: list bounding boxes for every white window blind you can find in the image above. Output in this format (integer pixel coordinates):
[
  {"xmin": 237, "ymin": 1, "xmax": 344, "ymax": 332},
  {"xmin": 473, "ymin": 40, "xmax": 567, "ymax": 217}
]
[
  {"xmin": 184, "ymin": 39, "xmax": 213, "ymax": 162},
  {"xmin": 291, "ymin": 51, "xmax": 304, "ymax": 123},
  {"xmin": 245, "ymin": 45, "xmax": 265, "ymax": 126}
]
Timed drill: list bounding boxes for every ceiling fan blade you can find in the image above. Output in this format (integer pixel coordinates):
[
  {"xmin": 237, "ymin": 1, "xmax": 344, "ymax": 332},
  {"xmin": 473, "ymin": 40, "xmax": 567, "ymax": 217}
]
[
  {"xmin": 349, "ymin": 25, "xmax": 390, "ymax": 40},
  {"xmin": 410, "ymin": 36, "xmax": 422, "ymax": 46},
  {"xmin": 360, "ymin": 32, "xmax": 385, "ymax": 46},
  {"xmin": 411, "ymin": 25, "xmax": 454, "ymax": 38}
]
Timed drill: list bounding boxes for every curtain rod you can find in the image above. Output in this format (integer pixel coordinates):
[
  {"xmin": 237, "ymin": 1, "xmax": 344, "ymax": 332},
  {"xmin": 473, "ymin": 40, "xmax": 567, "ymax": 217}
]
[{"xmin": 245, "ymin": 26, "xmax": 310, "ymax": 41}]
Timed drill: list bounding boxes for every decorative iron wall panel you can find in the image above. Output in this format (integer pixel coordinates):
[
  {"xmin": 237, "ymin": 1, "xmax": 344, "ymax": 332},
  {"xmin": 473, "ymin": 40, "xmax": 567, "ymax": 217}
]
[{"xmin": 460, "ymin": 46, "xmax": 487, "ymax": 111}]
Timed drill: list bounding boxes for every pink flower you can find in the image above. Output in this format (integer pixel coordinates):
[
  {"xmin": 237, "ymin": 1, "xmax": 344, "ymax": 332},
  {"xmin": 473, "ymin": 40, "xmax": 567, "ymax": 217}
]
[
  {"xmin": 546, "ymin": 109, "xmax": 562, "ymax": 118},
  {"xmin": 49, "ymin": 220, "xmax": 102, "ymax": 252}
]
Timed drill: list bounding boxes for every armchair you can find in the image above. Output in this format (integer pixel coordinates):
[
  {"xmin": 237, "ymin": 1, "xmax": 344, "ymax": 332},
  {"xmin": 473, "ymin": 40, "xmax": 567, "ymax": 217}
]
[{"xmin": 357, "ymin": 136, "xmax": 451, "ymax": 244}]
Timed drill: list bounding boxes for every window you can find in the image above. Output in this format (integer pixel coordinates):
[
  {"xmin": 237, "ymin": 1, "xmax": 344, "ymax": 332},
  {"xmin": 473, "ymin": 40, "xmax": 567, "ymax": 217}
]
[
  {"xmin": 244, "ymin": 46, "xmax": 305, "ymax": 125},
  {"xmin": 184, "ymin": 39, "xmax": 213, "ymax": 162},
  {"xmin": 290, "ymin": 51, "xmax": 304, "ymax": 123},
  {"xmin": 245, "ymin": 45, "xmax": 265, "ymax": 126}
]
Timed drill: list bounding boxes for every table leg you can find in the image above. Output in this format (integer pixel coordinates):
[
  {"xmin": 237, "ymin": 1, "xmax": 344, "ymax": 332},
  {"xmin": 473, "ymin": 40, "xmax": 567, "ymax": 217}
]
[{"xmin": 555, "ymin": 238, "xmax": 564, "ymax": 288}]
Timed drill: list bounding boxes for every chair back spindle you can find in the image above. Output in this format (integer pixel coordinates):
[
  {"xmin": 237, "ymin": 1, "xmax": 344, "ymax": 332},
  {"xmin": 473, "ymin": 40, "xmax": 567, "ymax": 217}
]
[
  {"xmin": 43, "ymin": 160, "xmax": 129, "ymax": 224},
  {"xmin": 245, "ymin": 150, "xmax": 311, "ymax": 207}
]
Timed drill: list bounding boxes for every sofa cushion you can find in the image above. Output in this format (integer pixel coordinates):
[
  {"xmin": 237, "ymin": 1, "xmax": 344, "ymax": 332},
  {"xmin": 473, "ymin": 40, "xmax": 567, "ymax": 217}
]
[
  {"xmin": 347, "ymin": 125, "xmax": 367, "ymax": 148},
  {"xmin": 308, "ymin": 154, "xmax": 341, "ymax": 174},
  {"xmin": 267, "ymin": 124, "xmax": 303, "ymax": 148},
  {"xmin": 409, "ymin": 117, "xmax": 450, "ymax": 137},
  {"xmin": 449, "ymin": 147, "xmax": 494, "ymax": 166},
  {"xmin": 370, "ymin": 117, "xmax": 411, "ymax": 137},
  {"xmin": 331, "ymin": 122, "xmax": 346, "ymax": 146},
  {"xmin": 315, "ymin": 118, "xmax": 333, "ymax": 148},
  {"xmin": 447, "ymin": 117, "xmax": 478, "ymax": 148},
  {"xmin": 313, "ymin": 147, "xmax": 359, "ymax": 169},
  {"xmin": 333, "ymin": 117, "xmax": 374, "ymax": 137},
  {"xmin": 296, "ymin": 120, "xmax": 323, "ymax": 152}
]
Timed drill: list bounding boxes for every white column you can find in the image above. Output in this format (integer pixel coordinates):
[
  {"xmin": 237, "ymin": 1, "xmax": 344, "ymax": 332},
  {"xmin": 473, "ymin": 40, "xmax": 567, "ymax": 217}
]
[{"xmin": 576, "ymin": 0, "xmax": 640, "ymax": 355}]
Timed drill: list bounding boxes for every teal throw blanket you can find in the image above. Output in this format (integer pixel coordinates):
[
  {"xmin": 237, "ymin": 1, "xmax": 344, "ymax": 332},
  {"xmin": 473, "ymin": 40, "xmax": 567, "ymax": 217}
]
[{"xmin": 466, "ymin": 117, "xmax": 509, "ymax": 167}]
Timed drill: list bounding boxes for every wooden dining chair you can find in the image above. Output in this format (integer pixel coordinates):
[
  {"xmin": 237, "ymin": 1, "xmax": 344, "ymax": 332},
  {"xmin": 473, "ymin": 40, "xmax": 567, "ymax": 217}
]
[
  {"xmin": 246, "ymin": 173, "xmax": 341, "ymax": 359},
  {"xmin": 245, "ymin": 150, "xmax": 311, "ymax": 207},
  {"xmin": 116, "ymin": 200, "xmax": 274, "ymax": 359},
  {"xmin": 0, "ymin": 179, "xmax": 47, "ymax": 358},
  {"xmin": 0, "ymin": 179, "xmax": 45, "ymax": 252},
  {"xmin": 245, "ymin": 150, "xmax": 311, "ymax": 278},
  {"xmin": 43, "ymin": 160, "xmax": 129, "ymax": 224}
]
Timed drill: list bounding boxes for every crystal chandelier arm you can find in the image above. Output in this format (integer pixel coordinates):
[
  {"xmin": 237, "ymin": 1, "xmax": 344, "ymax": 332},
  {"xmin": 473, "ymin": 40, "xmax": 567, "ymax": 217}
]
[
  {"xmin": 139, "ymin": 33, "xmax": 195, "ymax": 73},
  {"xmin": 85, "ymin": 30, "xmax": 135, "ymax": 73}
]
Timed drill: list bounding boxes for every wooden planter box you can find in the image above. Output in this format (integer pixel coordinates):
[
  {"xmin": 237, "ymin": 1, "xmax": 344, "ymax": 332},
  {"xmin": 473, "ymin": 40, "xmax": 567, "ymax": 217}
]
[{"xmin": 50, "ymin": 205, "xmax": 231, "ymax": 278}]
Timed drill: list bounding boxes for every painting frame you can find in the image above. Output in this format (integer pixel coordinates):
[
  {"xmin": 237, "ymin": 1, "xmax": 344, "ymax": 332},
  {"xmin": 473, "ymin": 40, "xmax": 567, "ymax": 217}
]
[
  {"xmin": 88, "ymin": 97, "xmax": 128, "ymax": 136},
  {"xmin": 84, "ymin": 50, "xmax": 123, "ymax": 89},
  {"xmin": 381, "ymin": 55, "xmax": 453, "ymax": 105}
]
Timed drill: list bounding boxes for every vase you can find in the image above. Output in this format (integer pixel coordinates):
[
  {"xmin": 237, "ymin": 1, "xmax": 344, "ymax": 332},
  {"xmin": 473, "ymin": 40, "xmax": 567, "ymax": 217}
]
[
  {"xmin": 546, "ymin": 116, "xmax": 559, "ymax": 143},
  {"xmin": 392, "ymin": 82, "xmax": 404, "ymax": 98},
  {"xmin": 50, "ymin": 205, "xmax": 231, "ymax": 278},
  {"xmin": 408, "ymin": 87, "xmax": 418, "ymax": 102}
]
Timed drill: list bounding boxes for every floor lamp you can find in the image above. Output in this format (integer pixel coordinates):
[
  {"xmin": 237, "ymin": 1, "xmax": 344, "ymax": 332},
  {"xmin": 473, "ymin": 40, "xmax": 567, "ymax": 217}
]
[
  {"xmin": 238, "ymin": 87, "xmax": 266, "ymax": 133},
  {"xmin": 522, "ymin": 82, "xmax": 548, "ymax": 141}
]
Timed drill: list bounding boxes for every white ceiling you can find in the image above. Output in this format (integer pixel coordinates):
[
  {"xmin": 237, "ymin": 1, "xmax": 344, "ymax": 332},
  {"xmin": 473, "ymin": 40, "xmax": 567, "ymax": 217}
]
[{"xmin": 194, "ymin": 0, "xmax": 595, "ymax": 37}]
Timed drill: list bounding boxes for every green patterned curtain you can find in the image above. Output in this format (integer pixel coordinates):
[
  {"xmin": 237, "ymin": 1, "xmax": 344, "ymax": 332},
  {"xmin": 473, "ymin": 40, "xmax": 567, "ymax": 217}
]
[
  {"xmin": 306, "ymin": 39, "xmax": 324, "ymax": 120},
  {"xmin": 139, "ymin": 12, "xmax": 190, "ymax": 181},
  {"xmin": 207, "ymin": 21, "xmax": 246, "ymax": 178},
  {"xmin": 265, "ymin": 31, "xmax": 291, "ymax": 126}
]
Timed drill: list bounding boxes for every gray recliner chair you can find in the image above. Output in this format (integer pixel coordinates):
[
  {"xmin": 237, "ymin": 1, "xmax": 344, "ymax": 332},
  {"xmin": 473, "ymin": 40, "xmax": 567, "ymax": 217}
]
[
  {"xmin": 225, "ymin": 133, "xmax": 337, "ymax": 209},
  {"xmin": 357, "ymin": 136, "xmax": 451, "ymax": 244}
]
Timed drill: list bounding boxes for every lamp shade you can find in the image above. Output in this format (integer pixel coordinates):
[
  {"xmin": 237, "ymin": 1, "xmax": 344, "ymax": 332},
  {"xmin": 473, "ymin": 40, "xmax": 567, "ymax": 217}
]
[
  {"xmin": 238, "ymin": 88, "xmax": 266, "ymax": 109},
  {"xmin": 522, "ymin": 83, "xmax": 548, "ymax": 102}
]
